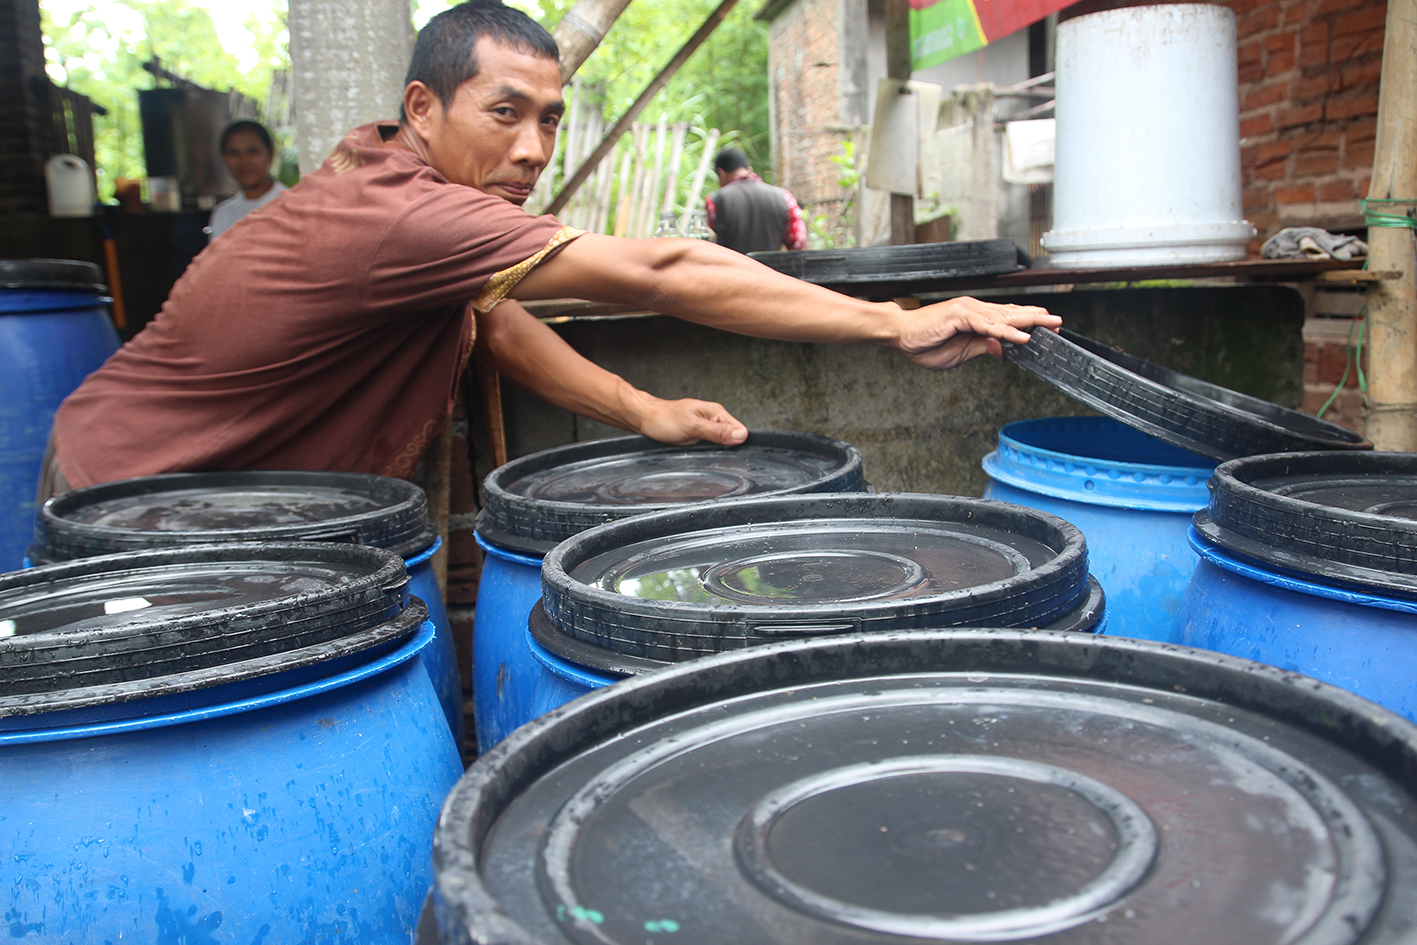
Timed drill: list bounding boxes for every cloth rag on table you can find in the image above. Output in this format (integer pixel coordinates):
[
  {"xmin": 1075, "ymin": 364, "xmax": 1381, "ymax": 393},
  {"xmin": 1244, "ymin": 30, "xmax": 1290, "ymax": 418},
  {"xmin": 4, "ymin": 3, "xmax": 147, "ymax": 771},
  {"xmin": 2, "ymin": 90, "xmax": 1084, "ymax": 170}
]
[{"xmin": 1262, "ymin": 226, "xmax": 1368, "ymax": 261}]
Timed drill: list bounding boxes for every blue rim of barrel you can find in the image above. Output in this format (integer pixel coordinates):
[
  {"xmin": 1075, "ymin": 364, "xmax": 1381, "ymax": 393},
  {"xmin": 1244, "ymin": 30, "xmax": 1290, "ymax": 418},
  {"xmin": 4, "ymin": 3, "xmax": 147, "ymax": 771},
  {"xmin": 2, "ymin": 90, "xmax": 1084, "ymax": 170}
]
[
  {"xmin": 541, "ymin": 493, "xmax": 1099, "ymax": 661},
  {"xmin": 430, "ymin": 628, "xmax": 1417, "ymax": 945},
  {"xmin": 1196, "ymin": 450, "xmax": 1417, "ymax": 599},
  {"xmin": 983, "ymin": 416, "xmax": 1215, "ymax": 511},
  {"xmin": 0, "ymin": 541, "xmax": 410, "ymax": 709},
  {"xmin": 30, "ymin": 470, "xmax": 439, "ymax": 562},
  {"xmin": 477, "ymin": 430, "xmax": 864, "ymax": 555},
  {"xmin": 0, "ymin": 599, "xmax": 428, "ymax": 740},
  {"xmin": 1005, "ymin": 328, "xmax": 1372, "ymax": 460}
]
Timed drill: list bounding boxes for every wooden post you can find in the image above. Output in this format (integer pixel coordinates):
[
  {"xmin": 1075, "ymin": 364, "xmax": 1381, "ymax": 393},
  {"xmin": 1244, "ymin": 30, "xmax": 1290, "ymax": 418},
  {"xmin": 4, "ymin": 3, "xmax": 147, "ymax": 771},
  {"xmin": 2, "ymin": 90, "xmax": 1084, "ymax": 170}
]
[
  {"xmin": 885, "ymin": 0, "xmax": 915, "ymax": 245},
  {"xmin": 545, "ymin": 0, "xmax": 741, "ymax": 217},
  {"xmin": 553, "ymin": 0, "xmax": 635, "ymax": 85},
  {"xmin": 681, "ymin": 128, "xmax": 720, "ymax": 231},
  {"xmin": 1364, "ymin": 0, "xmax": 1417, "ymax": 451}
]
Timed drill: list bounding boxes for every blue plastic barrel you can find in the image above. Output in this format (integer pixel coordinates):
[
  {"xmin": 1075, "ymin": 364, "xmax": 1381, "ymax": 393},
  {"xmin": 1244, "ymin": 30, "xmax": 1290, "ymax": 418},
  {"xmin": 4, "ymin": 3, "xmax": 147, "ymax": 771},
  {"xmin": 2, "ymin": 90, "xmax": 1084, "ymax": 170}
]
[
  {"xmin": 982, "ymin": 416, "xmax": 1215, "ymax": 640},
  {"xmin": 0, "ymin": 543, "xmax": 462, "ymax": 942},
  {"xmin": 28, "ymin": 470, "xmax": 463, "ymax": 747},
  {"xmin": 1172, "ymin": 530, "xmax": 1417, "ymax": 720},
  {"xmin": 472, "ymin": 432, "xmax": 865, "ymax": 751},
  {"xmin": 0, "ymin": 259, "xmax": 120, "ymax": 570}
]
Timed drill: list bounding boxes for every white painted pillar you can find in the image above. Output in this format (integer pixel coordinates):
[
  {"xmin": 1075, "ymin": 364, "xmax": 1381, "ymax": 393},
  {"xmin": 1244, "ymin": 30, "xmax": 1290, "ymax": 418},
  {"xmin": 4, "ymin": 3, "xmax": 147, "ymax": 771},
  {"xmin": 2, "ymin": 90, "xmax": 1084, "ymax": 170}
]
[{"xmin": 288, "ymin": 0, "xmax": 415, "ymax": 175}]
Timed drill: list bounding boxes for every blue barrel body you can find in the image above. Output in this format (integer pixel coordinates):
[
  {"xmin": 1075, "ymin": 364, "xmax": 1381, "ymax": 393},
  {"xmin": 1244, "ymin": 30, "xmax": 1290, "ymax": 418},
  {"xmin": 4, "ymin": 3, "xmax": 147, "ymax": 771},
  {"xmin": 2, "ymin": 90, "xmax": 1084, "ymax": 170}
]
[
  {"xmin": 471, "ymin": 532, "xmax": 546, "ymax": 750},
  {"xmin": 524, "ymin": 624, "xmax": 620, "ymax": 723},
  {"xmin": 1, "ymin": 620, "xmax": 462, "ymax": 942},
  {"xmin": 0, "ymin": 288, "xmax": 119, "ymax": 570},
  {"xmin": 982, "ymin": 416, "xmax": 1215, "ymax": 641},
  {"xmin": 1171, "ymin": 529, "xmax": 1417, "ymax": 721},
  {"xmin": 405, "ymin": 537, "xmax": 462, "ymax": 745}
]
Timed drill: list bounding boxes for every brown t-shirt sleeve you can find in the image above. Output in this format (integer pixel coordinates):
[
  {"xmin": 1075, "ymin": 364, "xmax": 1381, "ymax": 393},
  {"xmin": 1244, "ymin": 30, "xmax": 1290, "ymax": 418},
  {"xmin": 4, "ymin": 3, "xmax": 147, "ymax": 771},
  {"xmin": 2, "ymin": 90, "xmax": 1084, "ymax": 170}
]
[{"xmin": 363, "ymin": 178, "xmax": 582, "ymax": 315}]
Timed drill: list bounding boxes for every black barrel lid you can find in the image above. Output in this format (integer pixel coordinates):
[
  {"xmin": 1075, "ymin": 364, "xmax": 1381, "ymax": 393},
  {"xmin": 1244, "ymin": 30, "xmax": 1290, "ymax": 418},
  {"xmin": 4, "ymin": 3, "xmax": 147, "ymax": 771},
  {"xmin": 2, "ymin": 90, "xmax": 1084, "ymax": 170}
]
[
  {"xmin": 478, "ymin": 431, "xmax": 863, "ymax": 555},
  {"xmin": 749, "ymin": 239, "xmax": 1023, "ymax": 299},
  {"xmin": 31, "ymin": 470, "xmax": 438, "ymax": 563},
  {"xmin": 1196, "ymin": 450, "xmax": 1417, "ymax": 597},
  {"xmin": 0, "ymin": 542, "xmax": 410, "ymax": 714},
  {"xmin": 1005, "ymin": 328, "xmax": 1372, "ymax": 461},
  {"xmin": 432, "ymin": 629, "xmax": 1417, "ymax": 945},
  {"xmin": 541, "ymin": 493, "xmax": 1097, "ymax": 662},
  {"xmin": 0, "ymin": 258, "xmax": 108, "ymax": 294}
]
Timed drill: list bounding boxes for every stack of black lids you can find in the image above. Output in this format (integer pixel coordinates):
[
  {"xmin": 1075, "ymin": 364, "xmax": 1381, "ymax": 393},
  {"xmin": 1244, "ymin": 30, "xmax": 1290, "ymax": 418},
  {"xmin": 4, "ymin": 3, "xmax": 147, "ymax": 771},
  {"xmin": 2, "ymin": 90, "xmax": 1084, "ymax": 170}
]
[
  {"xmin": 30, "ymin": 471, "xmax": 438, "ymax": 563},
  {"xmin": 0, "ymin": 258, "xmax": 109, "ymax": 295},
  {"xmin": 1006, "ymin": 328, "xmax": 1372, "ymax": 461},
  {"xmin": 429, "ymin": 628, "xmax": 1417, "ymax": 945},
  {"xmin": 535, "ymin": 493, "xmax": 1103, "ymax": 670},
  {"xmin": 0, "ymin": 542, "xmax": 418, "ymax": 718},
  {"xmin": 1195, "ymin": 450, "xmax": 1417, "ymax": 596},
  {"xmin": 478, "ymin": 431, "xmax": 864, "ymax": 554},
  {"xmin": 748, "ymin": 239, "xmax": 1023, "ymax": 299}
]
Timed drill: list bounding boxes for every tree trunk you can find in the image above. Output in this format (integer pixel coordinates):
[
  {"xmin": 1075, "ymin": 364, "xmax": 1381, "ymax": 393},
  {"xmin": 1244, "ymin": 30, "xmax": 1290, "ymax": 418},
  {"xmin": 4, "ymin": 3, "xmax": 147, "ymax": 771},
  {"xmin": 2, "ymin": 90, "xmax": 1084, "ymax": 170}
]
[{"xmin": 553, "ymin": 0, "xmax": 635, "ymax": 85}]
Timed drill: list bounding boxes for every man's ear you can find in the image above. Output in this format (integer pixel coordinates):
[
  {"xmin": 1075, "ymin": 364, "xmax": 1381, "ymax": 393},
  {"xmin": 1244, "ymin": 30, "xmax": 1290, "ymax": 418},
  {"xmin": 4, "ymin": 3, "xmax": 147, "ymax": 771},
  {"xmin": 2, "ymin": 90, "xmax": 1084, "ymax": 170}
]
[{"xmin": 403, "ymin": 81, "xmax": 439, "ymax": 139}]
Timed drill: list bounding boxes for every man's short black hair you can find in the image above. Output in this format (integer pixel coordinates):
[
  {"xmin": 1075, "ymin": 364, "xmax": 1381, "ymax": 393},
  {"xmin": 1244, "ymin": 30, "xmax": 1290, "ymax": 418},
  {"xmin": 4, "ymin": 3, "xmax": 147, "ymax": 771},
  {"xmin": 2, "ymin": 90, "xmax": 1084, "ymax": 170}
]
[
  {"xmin": 401, "ymin": 1, "xmax": 559, "ymax": 120},
  {"xmin": 221, "ymin": 119, "xmax": 273, "ymax": 153},
  {"xmin": 714, "ymin": 148, "xmax": 751, "ymax": 174}
]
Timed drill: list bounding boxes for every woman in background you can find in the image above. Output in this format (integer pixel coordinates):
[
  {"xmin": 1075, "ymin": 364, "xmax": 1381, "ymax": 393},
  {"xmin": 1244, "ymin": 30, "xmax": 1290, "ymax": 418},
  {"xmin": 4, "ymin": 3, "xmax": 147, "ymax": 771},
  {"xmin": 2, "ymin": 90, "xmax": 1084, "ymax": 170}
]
[{"xmin": 208, "ymin": 120, "xmax": 287, "ymax": 238}]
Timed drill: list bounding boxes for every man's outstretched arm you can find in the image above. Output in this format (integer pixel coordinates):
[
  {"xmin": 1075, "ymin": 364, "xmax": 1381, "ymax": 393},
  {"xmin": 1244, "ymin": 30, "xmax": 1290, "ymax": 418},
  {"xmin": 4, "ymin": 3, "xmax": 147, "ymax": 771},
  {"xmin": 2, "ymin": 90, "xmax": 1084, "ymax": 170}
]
[
  {"xmin": 476, "ymin": 298, "xmax": 748, "ymax": 446},
  {"xmin": 510, "ymin": 233, "xmax": 1060, "ymax": 370}
]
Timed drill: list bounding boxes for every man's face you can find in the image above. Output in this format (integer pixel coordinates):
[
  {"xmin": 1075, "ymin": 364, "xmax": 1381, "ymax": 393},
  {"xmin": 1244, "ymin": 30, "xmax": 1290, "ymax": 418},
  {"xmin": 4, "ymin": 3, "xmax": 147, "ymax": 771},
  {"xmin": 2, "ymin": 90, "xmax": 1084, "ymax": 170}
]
[{"xmin": 422, "ymin": 37, "xmax": 563, "ymax": 204}]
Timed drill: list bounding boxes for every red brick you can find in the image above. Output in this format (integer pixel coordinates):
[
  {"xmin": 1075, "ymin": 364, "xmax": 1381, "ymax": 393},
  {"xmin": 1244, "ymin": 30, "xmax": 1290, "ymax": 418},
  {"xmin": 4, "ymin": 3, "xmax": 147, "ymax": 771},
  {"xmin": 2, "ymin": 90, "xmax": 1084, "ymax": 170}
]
[
  {"xmin": 1241, "ymin": 114, "xmax": 1275, "ymax": 137},
  {"xmin": 1346, "ymin": 138, "xmax": 1376, "ymax": 166},
  {"xmin": 1254, "ymin": 160, "xmax": 1289, "ymax": 180},
  {"xmin": 1227, "ymin": 0, "xmax": 1262, "ymax": 13},
  {"xmin": 1254, "ymin": 138, "xmax": 1292, "ymax": 161},
  {"xmin": 1263, "ymin": 29, "xmax": 1297, "ymax": 52},
  {"xmin": 1317, "ymin": 0, "xmax": 1367, "ymax": 14},
  {"xmin": 1275, "ymin": 182, "xmax": 1318, "ymax": 202},
  {"xmin": 1239, "ymin": 39, "xmax": 1265, "ymax": 64},
  {"xmin": 1239, "ymin": 62, "xmax": 1267, "ymax": 82},
  {"xmin": 1346, "ymin": 117, "xmax": 1378, "ymax": 143},
  {"xmin": 1300, "ymin": 22, "xmax": 1331, "ymax": 46},
  {"xmin": 1238, "ymin": 7, "xmax": 1282, "ymax": 36},
  {"xmin": 1282, "ymin": 2, "xmax": 1310, "ymax": 23},
  {"xmin": 1244, "ymin": 83, "xmax": 1290, "ymax": 110},
  {"xmin": 1296, "ymin": 150, "xmax": 1342, "ymax": 174},
  {"xmin": 1268, "ymin": 50, "xmax": 1298, "ymax": 73},
  {"xmin": 1358, "ymin": 175, "xmax": 1372, "ymax": 193},
  {"xmin": 1318, "ymin": 179, "xmax": 1359, "ymax": 200},
  {"xmin": 1326, "ymin": 91, "xmax": 1381, "ymax": 120},
  {"xmin": 1294, "ymin": 73, "xmax": 1335, "ymax": 98},
  {"xmin": 1333, "ymin": 6, "xmax": 1387, "ymax": 39},
  {"xmin": 1249, "ymin": 208, "xmax": 1282, "ymax": 230},
  {"xmin": 1337, "ymin": 57, "xmax": 1385, "ymax": 89},
  {"xmin": 1299, "ymin": 40, "xmax": 1331, "ymax": 66},
  {"xmin": 1278, "ymin": 102, "xmax": 1324, "ymax": 127}
]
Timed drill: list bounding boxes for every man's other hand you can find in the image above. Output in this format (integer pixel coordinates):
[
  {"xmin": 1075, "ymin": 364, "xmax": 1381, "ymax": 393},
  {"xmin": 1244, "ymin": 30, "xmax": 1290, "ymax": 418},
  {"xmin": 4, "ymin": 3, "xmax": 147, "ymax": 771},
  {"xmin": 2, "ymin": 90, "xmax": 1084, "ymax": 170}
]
[
  {"xmin": 895, "ymin": 297, "xmax": 1062, "ymax": 371},
  {"xmin": 637, "ymin": 397, "xmax": 749, "ymax": 446}
]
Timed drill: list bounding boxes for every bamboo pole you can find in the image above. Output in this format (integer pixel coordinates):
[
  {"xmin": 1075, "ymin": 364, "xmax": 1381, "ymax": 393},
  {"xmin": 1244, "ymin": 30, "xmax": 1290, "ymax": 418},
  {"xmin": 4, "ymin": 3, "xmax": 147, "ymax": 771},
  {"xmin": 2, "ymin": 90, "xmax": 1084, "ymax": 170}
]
[
  {"xmin": 593, "ymin": 138, "xmax": 617, "ymax": 232},
  {"xmin": 644, "ymin": 118, "xmax": 668, "ymax": 232},
  {"xmin": 552, "ymin": 0, "xmax": 635, "ymax": 85},
  {"xmin": 611, "ymin": 143, "xmax": 635, "ymax": 236},
  {"xmin": 1363, "ymin": 0, "xmax": 1417, "ymax": 451},
  {"xmin": 681, "ymin": 127, "xmax": 720, "ymax": 231},
  {"xmin": 661, "ymin": 122, "xmax": 688, "ymax": 217},
  {"xmin": 545, "ymin": 0, "xmax": 741, "ymax": 216}
]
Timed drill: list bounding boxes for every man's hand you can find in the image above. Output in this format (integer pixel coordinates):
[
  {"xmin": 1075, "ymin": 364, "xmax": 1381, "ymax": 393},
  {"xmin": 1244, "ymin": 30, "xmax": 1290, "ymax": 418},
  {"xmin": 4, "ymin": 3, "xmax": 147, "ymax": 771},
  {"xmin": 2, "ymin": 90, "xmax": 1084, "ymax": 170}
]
[
  {"xmin": 894, "ymin": 297, "xmax": 1062, "ymax": 371},
  {"xmin": 636, "ymin": 396, "xmax": 749, "ymax": 446}
]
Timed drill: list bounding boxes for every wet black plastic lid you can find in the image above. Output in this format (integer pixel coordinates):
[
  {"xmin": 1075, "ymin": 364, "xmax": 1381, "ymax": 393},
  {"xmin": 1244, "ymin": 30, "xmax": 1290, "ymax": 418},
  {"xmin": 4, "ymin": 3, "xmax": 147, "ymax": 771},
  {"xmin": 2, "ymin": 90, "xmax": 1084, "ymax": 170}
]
[
  {"xmin": 0, "ymin": 541, "xmax": 410, "ymax": 713},
  {"xmin": 431, "ymin": 629, "xmax": 1417, "ymax": 945},
  {"xmin": 31, "ymin": 470, "xmax": 439, "ymax": 563},
  {"xmin": 1196, "ymin": 450, "xmax": 1417, "ymax": 597},
  {"xmin": 540, "ymin": 493, "xmax": 1098, "ymax": 661},
  {"xmin": 478, "ymin": 431, "xmax": 863, "ymax": 554},
  {"xmin": 748, "ymin": 239, "xmax": 1022, "ymax": 293},
  {"xmin": 1006, "ymin": 328, "xmax": 1372, "ymax": 461},
  {"xmin": 0, "ymin": 258, "xmax": 108, "ymax": 294}
]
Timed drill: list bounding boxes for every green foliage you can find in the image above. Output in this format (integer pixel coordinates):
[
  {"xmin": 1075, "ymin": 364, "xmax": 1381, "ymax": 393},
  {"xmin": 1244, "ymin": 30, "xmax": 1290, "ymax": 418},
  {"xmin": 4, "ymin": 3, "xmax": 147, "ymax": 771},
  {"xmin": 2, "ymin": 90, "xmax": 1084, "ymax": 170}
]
[
  {"xmin": 807, "ymin": 140, "xmax": 860, "ymax": 249},
  {"xmin": 40, "ymin": 0, "xmax": 290, "ymax": 198}
]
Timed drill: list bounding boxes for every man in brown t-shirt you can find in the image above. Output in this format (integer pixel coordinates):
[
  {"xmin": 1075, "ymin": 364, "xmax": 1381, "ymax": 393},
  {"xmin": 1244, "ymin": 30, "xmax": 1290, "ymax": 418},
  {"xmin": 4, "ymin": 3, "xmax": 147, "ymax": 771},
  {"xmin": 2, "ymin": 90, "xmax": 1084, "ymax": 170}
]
[{"xmin": 50, "ymin": 1, "xmax": 1059, "ymax": 491}]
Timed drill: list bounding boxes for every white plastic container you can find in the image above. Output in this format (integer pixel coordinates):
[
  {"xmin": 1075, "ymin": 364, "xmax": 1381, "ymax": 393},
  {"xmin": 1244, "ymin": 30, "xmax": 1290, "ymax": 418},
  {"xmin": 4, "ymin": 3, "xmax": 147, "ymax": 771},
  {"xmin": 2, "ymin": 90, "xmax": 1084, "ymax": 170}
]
[
  {"xmin": 1042, "ymin": 5, "xmax": 1254, "ymax": 268},
  {"xmin": 44, "ymin": 155, "xmax": 95, "ymax": 218}
]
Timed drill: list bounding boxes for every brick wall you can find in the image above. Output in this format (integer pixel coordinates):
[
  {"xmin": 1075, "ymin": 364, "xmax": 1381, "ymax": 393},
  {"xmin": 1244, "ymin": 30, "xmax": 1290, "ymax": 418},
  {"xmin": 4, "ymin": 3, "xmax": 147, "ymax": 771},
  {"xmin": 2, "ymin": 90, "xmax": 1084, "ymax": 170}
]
[
  {"xmin": 765, "ymin": 0, "xmax": 853, "ymax": 227},
  {"xmin": 1226, "ymin": 0, "xmax": 1384, "ymax": 242},
  {"xmin": 0, "ymin": 0, "xmax": 52, "ymax": 215}
]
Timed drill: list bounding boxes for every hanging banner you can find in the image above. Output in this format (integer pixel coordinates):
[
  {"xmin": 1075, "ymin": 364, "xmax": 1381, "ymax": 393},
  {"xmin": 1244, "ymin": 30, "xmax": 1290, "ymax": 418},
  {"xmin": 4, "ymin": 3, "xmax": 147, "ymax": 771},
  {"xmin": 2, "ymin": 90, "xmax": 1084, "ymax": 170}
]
[{"xmin": 910, "ymin": 0, "xmax": 1071, "ymax": 70}]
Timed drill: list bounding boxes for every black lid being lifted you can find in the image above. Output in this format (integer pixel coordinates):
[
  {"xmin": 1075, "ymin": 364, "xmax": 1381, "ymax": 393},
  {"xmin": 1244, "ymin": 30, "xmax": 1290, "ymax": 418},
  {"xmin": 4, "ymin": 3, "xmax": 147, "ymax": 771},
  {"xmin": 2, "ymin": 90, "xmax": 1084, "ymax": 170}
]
[
  {"xmin": 540, "ymin": 493, "xmax": 1102, "ymax": 662},
  {"xmin": 0, "ymin": 258, "xmax": 109, "ymax": 294},
  {"xmin": 30, "ymin": 470, "xmax": 439, "ymax": 563},
  {"xmin": 0, "ymin": 542, "xmax": 413, "ymax": 717},
  {"xmin": 1006, "ymin": 327, "xmax": 1372, "ymax": 461},
  {"xmin": 1196, "ymin": 450, "xmax": 1417, "ymax": 597},
  {"xmin": 428, "ymin": 629, "xmax": 1417, "ymax": 945},
  {"xmin": 478, "ymin": 430, "xmax": 864, "ymax": 555}
]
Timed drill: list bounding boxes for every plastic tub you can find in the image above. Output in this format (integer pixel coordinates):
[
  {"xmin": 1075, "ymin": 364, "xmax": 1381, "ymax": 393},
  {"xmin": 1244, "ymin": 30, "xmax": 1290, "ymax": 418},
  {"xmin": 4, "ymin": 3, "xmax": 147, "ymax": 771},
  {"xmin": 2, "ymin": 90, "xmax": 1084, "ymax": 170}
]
[
  {"xmin": 422, "ymin": 628, "xmax": 1417, "ymax": 944},
  {"xmin": 983, "ymin": 416, "xmax": 1214, "ymax": 639},
  {"xmin": 472, "ymin": 431, "xmax": 864, "ymax": 751},
  {"xmin": 28, "ymin": 470, "xmax": 463, "ymax": 745},
  {"xmin": 0, "ymin": 259, "xmax": 120, "ymax": 569},
  {"xmin": 1, "ymin": 543, "xmax": 463, "ymax": 942}
]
